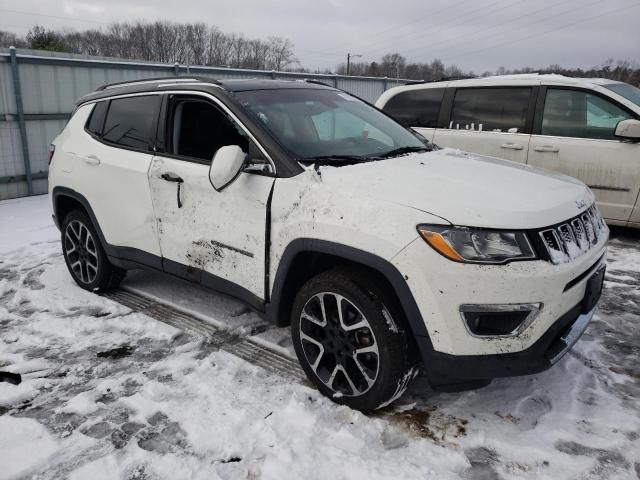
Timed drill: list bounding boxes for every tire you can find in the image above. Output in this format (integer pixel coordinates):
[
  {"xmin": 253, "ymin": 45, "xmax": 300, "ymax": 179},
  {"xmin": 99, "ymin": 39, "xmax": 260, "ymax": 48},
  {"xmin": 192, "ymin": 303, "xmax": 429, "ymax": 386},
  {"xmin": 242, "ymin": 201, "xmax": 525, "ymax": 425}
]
[
  {"xmin": 291, "ymin": 268, "xmax": 419, "ymax": 411},
  {"xmin": 61, "ymin": 209, "xmax": 126, "ymax": 291}
]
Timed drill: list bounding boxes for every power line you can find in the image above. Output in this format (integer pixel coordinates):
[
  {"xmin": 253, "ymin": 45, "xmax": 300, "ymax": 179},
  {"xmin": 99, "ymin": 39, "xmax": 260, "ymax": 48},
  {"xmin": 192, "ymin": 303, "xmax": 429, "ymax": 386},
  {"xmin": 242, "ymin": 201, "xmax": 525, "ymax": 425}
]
[
  {"xmin": 439, "ymin": 1, "xmax": 640, "ymax": 63},
  {"xmin": 359, "ymin": 0, "xmax": 516, "ymax": 57},
  {"xmin": 398, "ymin": 0, "xmax": 601, "ymax": 61},
  {"xmin": 341, "ymin": 0, "xmax": 477, "ymax": 53},
  {"xmin": 0, "ymin": 8, "xmax": 105, "ymax": 25},
  {"xmin": 297, "ymin": 0, "xmax": 483, "ymax": 64}
]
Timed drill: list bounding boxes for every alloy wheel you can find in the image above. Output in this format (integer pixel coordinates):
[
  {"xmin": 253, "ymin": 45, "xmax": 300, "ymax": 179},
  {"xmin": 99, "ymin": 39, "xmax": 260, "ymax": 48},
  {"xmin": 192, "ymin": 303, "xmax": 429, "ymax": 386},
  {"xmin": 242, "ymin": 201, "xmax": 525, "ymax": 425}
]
[
  {"xmin": 64, "ymin": 220, "xmax": 99, "ymax": 284},
  {"xmin": 299, "ymin": 292, "xmax": 380, "ymax": 397}
]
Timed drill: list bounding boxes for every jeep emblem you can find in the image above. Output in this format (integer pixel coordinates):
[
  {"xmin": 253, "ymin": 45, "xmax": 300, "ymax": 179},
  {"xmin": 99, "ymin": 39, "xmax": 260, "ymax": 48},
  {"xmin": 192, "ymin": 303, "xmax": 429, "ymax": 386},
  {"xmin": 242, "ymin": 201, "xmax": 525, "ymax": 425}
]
[{"xmin": 575, "ymin": 200, "xmax": 588, "ymax": 210}]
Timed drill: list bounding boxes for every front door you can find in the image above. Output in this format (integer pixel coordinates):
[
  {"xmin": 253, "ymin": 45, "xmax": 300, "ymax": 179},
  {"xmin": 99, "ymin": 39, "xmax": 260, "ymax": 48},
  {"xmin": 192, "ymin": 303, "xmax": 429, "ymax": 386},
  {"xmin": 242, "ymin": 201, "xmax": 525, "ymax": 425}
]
[
  {"xmin": 147, "ymin": 94, "xmax": 274, "ymax": 303},
  {"xmin": 528, "ymin": 87, "xmax": 640, "ymax": 223}
]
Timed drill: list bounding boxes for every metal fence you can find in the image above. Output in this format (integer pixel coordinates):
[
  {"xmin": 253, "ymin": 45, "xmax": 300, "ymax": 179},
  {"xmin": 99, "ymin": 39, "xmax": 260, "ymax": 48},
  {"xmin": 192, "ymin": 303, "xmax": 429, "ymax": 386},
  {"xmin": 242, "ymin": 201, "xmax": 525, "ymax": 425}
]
[{"xmin": 0, "ymin": 47, "xmax": 409, "ymax": 200}]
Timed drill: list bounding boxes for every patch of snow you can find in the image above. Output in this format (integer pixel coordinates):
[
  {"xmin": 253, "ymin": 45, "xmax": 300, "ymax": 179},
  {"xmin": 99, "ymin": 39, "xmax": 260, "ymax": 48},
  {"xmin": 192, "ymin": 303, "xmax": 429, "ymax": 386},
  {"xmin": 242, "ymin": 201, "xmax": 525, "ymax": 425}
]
[{"xmin": 0, "ymin": 417, "xmax": 60, "ymax": 478}]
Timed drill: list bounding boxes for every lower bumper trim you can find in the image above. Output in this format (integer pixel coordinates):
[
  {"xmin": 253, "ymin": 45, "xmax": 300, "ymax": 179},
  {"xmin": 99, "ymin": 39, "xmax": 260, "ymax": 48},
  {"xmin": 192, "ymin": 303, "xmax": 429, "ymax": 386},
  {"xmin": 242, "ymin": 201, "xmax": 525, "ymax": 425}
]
[
  {"xmin": 547, "ymin": 308, "xmax": 594, "ymax": 364},
  {"xmin": 416, "ymin": 302, "xmax": 594, "ymax": 386}
]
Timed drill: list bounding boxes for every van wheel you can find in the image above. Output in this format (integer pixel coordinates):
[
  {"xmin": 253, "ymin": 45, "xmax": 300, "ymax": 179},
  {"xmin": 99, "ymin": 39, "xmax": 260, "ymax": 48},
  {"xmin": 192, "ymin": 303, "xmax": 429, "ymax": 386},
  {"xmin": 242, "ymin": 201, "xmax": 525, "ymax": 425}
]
[
  {"xmin": 291, "ymin": 268, "xmax": 418, "ymax": 411},
  {"xmin": 61, "ymin": 210, "xmax": 126, "ymax": 291}
]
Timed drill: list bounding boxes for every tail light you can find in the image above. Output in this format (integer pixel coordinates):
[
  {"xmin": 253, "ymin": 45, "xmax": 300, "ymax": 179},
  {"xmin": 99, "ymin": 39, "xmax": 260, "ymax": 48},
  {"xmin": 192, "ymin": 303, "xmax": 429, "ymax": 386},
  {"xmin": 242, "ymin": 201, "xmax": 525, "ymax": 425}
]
[{"xmin": 48, "ymin": 144, "xmax": 56, "ymax": 165}]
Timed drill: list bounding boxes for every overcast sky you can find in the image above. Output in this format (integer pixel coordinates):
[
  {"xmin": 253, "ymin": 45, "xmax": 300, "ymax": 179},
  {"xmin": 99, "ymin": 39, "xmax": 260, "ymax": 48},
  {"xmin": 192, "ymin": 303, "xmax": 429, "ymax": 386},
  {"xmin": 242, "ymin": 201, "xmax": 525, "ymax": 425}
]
[{"xmin": 1, "ymin": 0, "xmax": 639, "ymax": 73}]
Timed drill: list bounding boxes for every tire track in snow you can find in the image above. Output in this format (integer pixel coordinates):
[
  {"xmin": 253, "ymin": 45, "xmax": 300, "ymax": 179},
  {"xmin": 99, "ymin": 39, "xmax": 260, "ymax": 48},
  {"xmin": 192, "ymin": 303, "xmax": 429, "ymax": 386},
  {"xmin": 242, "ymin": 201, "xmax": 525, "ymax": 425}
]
[{"xmin": 100, "ymin": 289, "xmax": 305, "ymax": 381}]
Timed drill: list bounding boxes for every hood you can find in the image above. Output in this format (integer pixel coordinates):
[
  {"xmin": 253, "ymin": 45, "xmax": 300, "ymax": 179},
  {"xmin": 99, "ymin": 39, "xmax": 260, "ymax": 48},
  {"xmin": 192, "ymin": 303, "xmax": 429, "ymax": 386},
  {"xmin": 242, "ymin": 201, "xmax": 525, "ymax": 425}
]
[{"xmin": 316, "ymin": 148, "xmax": 594, "ymax": 230}]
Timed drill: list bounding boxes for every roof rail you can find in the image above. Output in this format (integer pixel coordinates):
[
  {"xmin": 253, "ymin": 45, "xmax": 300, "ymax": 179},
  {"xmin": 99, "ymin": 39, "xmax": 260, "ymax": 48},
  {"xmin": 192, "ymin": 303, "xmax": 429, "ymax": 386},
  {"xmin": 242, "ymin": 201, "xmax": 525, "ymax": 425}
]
[
  {"xmin": 96, "ymin": 76, "xmax": 222, "ymax": 91},
  {"xmin": 402, "ymin": 75, "xmax": 477, "ymax": 85},
  {"xmin": 303, "ymin": 79, "xmax": 335, "ymax": 88},
  {"xmin": 437, "ymin": 75, "xmax": 476, "ymax": 81}
]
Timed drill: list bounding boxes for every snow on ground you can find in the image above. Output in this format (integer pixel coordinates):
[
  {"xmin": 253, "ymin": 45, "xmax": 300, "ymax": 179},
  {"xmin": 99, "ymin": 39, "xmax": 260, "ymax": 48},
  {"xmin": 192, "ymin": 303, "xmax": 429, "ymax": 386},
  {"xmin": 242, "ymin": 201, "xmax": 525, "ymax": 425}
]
[{"xmin": 0, "ymin": 195, "xmax": 639, "ymax": 480}]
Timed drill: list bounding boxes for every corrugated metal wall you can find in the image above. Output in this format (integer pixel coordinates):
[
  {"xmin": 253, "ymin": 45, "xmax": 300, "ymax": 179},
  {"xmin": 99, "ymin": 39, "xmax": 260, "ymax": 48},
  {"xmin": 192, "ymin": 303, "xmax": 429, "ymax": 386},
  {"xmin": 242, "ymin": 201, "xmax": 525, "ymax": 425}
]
[{"xmin": 0, "ymin": 48, "xmax": 408, "ymax": 200}]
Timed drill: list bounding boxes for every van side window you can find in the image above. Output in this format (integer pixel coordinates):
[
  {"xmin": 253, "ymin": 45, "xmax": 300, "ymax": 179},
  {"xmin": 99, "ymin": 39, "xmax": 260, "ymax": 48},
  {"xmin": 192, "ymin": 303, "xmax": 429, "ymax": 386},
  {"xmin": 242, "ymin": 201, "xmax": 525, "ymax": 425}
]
[
  {"xmin": 168, "ymin": 97, "xmax": 249, "ymax": 162},
  {"xmin": 86, "ymin": 101, "xmax": 108, "ymax": 137},
  {"xmin": 450, "ymin": 88, "xmax": 531, "ymax": 133},
  {"xmin": 382, "ymin": 88, "xmax": 444, "ymax": 128},
  {"xmin": 102, "ymin": 95, "xmax": 160, "ymax": 150},
  {"xmin": 542, "ymin": 89, "xmax": 632, "ymax": 140}
]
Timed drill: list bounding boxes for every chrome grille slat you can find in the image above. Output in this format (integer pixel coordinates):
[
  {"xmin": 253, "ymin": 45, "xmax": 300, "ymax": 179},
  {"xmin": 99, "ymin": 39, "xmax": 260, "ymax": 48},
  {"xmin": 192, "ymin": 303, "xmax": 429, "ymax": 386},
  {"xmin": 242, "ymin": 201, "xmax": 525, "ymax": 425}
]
[{"xmin": 538, "ymin": 204, "xmax": 606, "ymax": 264}]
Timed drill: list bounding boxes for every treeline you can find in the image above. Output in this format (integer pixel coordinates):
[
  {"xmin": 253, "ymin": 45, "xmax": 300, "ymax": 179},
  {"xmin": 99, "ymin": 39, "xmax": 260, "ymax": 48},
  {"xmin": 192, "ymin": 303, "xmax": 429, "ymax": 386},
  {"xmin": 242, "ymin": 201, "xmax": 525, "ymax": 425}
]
[
  {"xmin": 489, "ymin": 60, "xmax": 640, "ymax": 86},
  {"xmin": 2, "ymin": 24, "xmax": 639, "ymax": 85},
  {"xmin": 336, "ymin": 53, "xmax": 640, "ymax": 85},
  {"xmin": 0, "ymin": 22, "xmax": 297, "ymax": 70},
  {"xmin": 336, "ymin": 53, "xmax": 465, "ymax": 81}
]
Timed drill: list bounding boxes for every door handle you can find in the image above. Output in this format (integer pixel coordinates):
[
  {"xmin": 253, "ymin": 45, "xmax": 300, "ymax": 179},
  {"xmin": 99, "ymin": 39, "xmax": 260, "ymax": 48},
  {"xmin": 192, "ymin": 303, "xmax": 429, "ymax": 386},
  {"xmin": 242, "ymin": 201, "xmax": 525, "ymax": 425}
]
[
  {"xmin": 161, "ymin": 172, "xmax": 184, "ymax": 183},
  {"xmin": 500, "ymin": 143, "xmax": 524, "ymax": 150},
  {"xmin": 83, "ymin": 154, "xmax": 101, "ymax": 166},
  {"xmin": 534, "ymin": 145, "xmax": 559, "ymax": 153},
  {"xmin": 161, "ymin": 172, "xmax": 185, "ymax": 208}
]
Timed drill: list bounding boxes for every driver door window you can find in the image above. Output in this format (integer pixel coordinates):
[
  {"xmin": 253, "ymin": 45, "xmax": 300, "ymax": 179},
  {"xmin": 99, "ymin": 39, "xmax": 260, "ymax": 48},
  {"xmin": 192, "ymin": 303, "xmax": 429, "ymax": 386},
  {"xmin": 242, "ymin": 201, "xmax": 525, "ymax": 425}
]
[{"xmin": 168, "ymin": 98, "xmax": 249, "ymax": 162}]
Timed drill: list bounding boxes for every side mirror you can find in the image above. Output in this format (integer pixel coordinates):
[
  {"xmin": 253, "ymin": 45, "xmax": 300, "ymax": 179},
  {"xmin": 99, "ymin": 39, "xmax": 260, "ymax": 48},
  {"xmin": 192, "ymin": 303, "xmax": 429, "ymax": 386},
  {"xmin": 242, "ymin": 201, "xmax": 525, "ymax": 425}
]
[
  {"xmin": 209, "ymin": 145, "xmax": 247, "ymax": 191},
  {"xmin": 615, "ymin": 119, "xmax": 640, "ymax": 142}
]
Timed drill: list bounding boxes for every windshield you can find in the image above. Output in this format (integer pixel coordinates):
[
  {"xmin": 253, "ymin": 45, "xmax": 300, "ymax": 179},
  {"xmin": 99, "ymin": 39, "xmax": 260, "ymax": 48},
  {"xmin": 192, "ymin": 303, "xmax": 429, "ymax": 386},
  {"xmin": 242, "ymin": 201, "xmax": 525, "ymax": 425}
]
[
  {"xmin": 603, "ymin": 82, "xmax": 640, "ymax": 107},
  {"xmin": 235, "ymin": 88, "xmax": 429, "ymax": 162}
]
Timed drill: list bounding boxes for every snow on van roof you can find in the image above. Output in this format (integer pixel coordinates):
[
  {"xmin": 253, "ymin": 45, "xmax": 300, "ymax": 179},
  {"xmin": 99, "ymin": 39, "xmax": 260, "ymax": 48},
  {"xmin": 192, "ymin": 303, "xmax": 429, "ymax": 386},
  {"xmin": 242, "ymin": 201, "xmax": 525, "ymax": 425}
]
[{"xmin": 453, "ymin": 73, "xmax": 620, "ymax": 85}]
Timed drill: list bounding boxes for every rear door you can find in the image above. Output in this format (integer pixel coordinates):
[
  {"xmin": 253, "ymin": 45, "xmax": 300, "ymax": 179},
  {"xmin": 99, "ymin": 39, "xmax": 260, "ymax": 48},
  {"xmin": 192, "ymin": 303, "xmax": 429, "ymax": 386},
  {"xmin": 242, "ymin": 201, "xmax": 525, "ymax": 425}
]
[
  {"xmin": 433, "ymin": 86, "xmax": 535, "ymax": 163},
  {"xmin": 380, "ymin": 87, "xmax": 446, "ymax": 142},
  {"xmin": 147, "ymin": 93, "xmax": 275, "ymax": 304},
  {"xmin": 72, "ymin": 95, "xmax": 163, "ymax": 265},
  {"xmin": 528, "ymin": 87, "xmax": 640, "ymax": 223}
]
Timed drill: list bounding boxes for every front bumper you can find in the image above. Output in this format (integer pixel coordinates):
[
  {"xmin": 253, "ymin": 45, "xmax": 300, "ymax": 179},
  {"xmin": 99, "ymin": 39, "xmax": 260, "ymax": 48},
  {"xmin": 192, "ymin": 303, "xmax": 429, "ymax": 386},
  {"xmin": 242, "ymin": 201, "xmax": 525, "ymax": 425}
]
[
  {"xmin": 415, "ymin": 301, "xmax": 594, "ymax": 385},
  {"xmin": 392, "ymin": 234, "xmax": 607, "ymax": 357}
]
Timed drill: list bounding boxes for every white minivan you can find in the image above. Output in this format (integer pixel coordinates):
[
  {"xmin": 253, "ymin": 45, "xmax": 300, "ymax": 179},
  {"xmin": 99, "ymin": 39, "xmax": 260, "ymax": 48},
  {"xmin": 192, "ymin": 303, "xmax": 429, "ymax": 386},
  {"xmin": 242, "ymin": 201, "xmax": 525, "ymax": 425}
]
[{"xmin": 377, "ymin": 74, "xmax": 640, "ymax": 228}]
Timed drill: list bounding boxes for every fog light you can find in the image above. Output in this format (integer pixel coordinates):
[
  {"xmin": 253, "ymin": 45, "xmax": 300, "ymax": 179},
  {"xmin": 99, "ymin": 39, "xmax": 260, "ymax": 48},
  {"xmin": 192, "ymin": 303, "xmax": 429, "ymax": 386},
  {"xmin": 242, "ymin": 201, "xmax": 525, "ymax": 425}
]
[{"xmin": 460, "ymin": 303, "xmax": 542, "ymax": 337}]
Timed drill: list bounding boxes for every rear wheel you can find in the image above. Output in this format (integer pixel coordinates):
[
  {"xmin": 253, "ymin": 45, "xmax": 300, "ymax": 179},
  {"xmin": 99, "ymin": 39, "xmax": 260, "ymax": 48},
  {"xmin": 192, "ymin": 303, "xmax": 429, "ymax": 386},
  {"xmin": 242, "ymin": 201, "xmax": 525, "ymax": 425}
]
[
  {"xmin": 62, "ymin": 210, "xmax": 126, "ymax": 291},
  {"xmin": 291, "ymin": 268, "xmax": 418, "ymax": 411}
]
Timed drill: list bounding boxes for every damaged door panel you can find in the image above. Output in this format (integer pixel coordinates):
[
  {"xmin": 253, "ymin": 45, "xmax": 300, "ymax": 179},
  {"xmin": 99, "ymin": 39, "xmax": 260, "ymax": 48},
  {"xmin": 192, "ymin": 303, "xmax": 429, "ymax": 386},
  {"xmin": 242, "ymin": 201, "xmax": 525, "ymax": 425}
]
[{"xmin": 148, "ymin": 157, "xmax": 274, "ymax": 299}]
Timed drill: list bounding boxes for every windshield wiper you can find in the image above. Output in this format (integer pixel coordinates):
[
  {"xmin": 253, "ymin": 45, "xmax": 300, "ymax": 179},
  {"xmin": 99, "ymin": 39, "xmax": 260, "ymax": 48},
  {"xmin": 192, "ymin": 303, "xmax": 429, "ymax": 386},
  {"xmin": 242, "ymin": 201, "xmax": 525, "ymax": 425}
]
[
  {"xmin": 376, "ymin": 146, "xmax": 432, "ymax": 158},
  {"xmin": 299, "ymin": 155, "xmax": 369, "ymax": 166}
]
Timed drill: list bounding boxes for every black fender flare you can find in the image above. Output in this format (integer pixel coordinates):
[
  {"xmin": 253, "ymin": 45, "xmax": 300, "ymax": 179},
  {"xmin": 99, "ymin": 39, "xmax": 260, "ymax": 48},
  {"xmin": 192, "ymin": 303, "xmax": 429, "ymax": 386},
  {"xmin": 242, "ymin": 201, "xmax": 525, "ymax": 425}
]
[
  {"xmin": 52, "ymin": 186, "xmax": 113, "ymax": 256},
  {"xmin": 266, "ymin": 238, "xmax": 435, "ymax": 360}
]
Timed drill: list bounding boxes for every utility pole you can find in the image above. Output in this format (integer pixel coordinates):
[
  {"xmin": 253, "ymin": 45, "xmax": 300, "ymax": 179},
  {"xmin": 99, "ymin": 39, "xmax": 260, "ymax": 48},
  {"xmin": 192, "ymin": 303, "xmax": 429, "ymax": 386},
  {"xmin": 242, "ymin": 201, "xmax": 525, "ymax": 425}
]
[{"xmin": 346, "ymin": 53, "xmax": 363, "ymax": 76}]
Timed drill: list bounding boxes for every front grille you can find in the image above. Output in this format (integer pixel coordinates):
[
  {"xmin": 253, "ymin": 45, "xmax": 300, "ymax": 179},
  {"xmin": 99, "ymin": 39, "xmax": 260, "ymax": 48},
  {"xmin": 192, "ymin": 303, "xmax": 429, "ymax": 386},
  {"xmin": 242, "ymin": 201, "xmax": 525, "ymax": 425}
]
[{"xmin": 538, "ymin": 204, "xmax": 607, "ymax": 264}]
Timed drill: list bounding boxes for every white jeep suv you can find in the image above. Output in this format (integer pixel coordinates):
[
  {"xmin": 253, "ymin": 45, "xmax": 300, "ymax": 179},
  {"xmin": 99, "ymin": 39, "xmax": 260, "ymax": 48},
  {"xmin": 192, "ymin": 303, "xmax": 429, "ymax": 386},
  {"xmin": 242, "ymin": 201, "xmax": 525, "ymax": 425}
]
[{"xmin": 48, "ymin": 77, "xmax": 608, "ymax": 410}]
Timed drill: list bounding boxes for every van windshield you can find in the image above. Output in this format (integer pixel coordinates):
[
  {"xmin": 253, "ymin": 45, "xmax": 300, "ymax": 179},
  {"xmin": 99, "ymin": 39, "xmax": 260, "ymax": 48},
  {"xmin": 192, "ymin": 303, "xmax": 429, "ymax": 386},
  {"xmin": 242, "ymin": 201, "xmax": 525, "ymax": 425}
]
[
  {"xmin": 235, "ymin": 88, "xmax": 430, "ymax": 163},
  {"xmin": 604, "ymin": 82, "xmax": 640, "ymax": 108}
]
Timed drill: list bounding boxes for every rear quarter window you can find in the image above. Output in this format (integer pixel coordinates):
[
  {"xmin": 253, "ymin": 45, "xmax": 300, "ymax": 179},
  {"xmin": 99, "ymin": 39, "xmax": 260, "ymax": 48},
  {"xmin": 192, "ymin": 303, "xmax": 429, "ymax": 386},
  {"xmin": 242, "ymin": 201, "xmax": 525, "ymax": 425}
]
[
  {"xmin": 85, "ymin": 101, "xmax": 108, "ymax": 137},
  {"xmin": 382, "ymin": 88, "xmax": 445, "ymax": 128}
]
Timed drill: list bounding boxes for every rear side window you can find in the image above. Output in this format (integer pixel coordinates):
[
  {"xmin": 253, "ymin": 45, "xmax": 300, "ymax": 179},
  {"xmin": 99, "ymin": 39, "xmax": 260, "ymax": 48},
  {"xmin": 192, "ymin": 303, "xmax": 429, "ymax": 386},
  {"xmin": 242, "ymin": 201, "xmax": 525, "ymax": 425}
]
[
  {"xmin": 541, "ymin": 89, "xmax": 633, "ymax": 140},
  {"xmin": 102, "ymin": 95, "xmax": 161, "ymax": 150},
  {"xmin": 383, "ymin": 88, "xmax": 444, "ymax": 128},
  {"xmin": 86, "ymin": 101, "xmax": 108, "ymax": 137},
  {"xmin": 450, "ymin": 88, "xmax": 531, "ymax": 133}
]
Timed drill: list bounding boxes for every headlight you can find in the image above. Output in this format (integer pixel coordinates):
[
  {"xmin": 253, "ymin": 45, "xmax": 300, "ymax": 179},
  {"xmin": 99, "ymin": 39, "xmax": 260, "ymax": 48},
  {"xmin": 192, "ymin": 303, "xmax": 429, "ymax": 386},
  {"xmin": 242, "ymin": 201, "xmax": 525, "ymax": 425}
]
[{"xmin": 417, "ymin": 225, "xmax": 536, "ymax": 264}]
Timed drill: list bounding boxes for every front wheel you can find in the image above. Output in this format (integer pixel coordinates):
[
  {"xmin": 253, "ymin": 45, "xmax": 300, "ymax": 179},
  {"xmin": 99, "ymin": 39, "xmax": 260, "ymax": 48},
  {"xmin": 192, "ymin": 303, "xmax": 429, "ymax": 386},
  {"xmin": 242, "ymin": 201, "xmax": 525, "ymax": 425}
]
[
  {"xmin": 291, "ymin": 268, "xmax": 418, "ymax": 411},
  {"xmin": 61, "ymin": 210, "xmax": 126, "ymax": 291}
]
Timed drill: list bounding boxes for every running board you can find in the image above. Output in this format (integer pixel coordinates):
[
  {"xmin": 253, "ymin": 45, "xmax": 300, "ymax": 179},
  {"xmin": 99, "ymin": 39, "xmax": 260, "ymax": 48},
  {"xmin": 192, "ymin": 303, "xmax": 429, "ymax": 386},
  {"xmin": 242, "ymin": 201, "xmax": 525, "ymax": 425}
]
[{"xmin": 100, "ymin": 289, "xmax": 305, "ymax": 381}]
